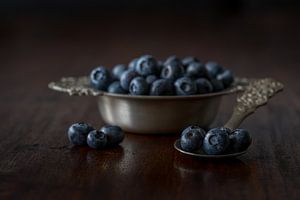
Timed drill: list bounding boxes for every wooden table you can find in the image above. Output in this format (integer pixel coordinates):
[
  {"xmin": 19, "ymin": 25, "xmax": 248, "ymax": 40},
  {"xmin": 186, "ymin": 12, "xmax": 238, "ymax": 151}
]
[{"xmin": 0, "ymin": 11, "xmax": 299, "ymax": 200}]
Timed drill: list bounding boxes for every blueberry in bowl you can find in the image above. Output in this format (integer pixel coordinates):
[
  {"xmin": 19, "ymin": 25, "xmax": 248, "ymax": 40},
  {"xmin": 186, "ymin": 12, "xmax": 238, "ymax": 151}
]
[
  {"xmin": 90, "ymin": 66, "xmax": 112, "ymax": 91},
  {"xmin": 129, "ymin": 77, "xmax": 149, "ymax": 95},
  {"xmin": 135, "ymin": 55, "xmax": 159, "ymax": 76}
]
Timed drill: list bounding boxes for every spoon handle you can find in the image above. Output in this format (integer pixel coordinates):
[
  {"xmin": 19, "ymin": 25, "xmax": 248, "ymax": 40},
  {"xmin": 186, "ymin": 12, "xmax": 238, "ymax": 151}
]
[{"xmin": 224, "ymin": 78, "xmax": 284, "ymax": 131}]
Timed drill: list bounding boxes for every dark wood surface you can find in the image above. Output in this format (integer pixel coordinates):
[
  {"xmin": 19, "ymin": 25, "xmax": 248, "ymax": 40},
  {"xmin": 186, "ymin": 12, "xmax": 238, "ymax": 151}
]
[{"xmin": 0, "ymin": 11, "xmax": 300, "ymax": 200}]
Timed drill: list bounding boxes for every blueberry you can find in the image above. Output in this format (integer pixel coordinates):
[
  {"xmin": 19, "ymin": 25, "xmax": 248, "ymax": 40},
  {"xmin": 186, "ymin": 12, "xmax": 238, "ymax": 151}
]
[
  {"xmin": 180, "ymin": 125, "xmax": 206, "ymax": 152},
  {"xmin": 205, "ymin": 61, "xmax": 224, "ymax": 78},
  {"xmin": 87, "ymin": 130, "xmax": 107, "ymax": 149},
  {"xmin": 164, "ymin": 55, "xmax": 182, "ymax": 66},
  {"xmin": 161, "ymin": 61, "xmax": 184, "ymax": 81},
  {"xmin": 112, "ymin": 64, "xmax": 127, "ymax": 80},
  {"xmin": 100, "ymin": 125, "xmax": 124, "ymax": 146},
  {"xmin": 186, "ymin": 62, "xmax": 207, "ymax": 78},
  {"xmin": 136, "ymin": 55, "xmax": 158, "ymax": 76},
  {"xmin": 195, "ymin": 78, "xmax": 214, "ymax": 94},
  {"xmin": 217, "ymin": 69, "xmax": 234, "ymax": 88},
  {"xmin": 210, "ymin": 79, "xmax": 224, "ymax": 92},
  {"xmin": 120, "ymin": 69, "xmax": 138, "ymax": 91},
  {"xmin": 108, "ymin": 81, "xmax": 127, "ymax": 94},
  {"xmin": 146, "ymin": 75, "xmax": 158, "ymax": 85},
  {"xmin": 202, "ymin": 127, "xmax": 230, "ymax": 155},
  {"xmin": 229, "ymin": 129, "xmax": 252, "ymax": 152},
  {"xmin": 150, "ymin": 79, "xmax": 174, "ymax": 96},
  {"xmin": 182, "ymin": 56, "xmax": 200, "ymax": 68},
  {"xmin": 90, "ymin": 66, "xmax": 112, "ymax": 91},
  {"xmin": 128, "ymin": 58, "xmax": 138, "ymax": 71},
  {"xmin": 68, "ymin": 122, "xmax": 95, "ymax": 146},
  {"xmin": 174, "ymin": 77, "xmax": 197, "ymax": 96},
  {"xmin": 129, "ymin": 77, "xmax": 149, "ymax": 95}
]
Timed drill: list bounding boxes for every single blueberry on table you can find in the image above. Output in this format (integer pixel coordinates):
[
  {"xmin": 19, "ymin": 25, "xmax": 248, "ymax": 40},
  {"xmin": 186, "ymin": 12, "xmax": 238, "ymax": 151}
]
[
  {"xmin": 182, "ymin": 56, "xmax": 200, "ymax": 68},
  {"xmin": 68, "ymin": 122, "xmax": 95, "ymax": 146},
  {"xmin": 146, "ymin": 75, "xmax": 158, "ymax": 85},
  {"xmin": 136, "ymin": 55, "xmax": 158, "ymax": 76},
  {"xmin": 180, "ymin": 125, "xmax": 206, "ymax": 152},
  {"xmin": 205, "ymin": 61, "xmax": 224, "ymax": 78},
  {"xmin": 129, "ymin": 77, "xmax": 149, "ymax": 95},
  {"xmin": 195, "ymin": 78, "xmax": 214, "ymax": 94},
  {"xmin": 217, "ymin": 69, "xmax": 234, "ymax": 88},
  {"xmin": 229, "ymin": 129, "xmax": 252, "ymax": 152},
  {"xmin": 100, "ymin": 125, "xmax": 124, "ymax": 146},
  {"xmin": 120, "ymin": 69, "xmax": 138, "ymax": 91},
  {"xmin": 164, "ymin": 55, "xmax": 182, "ymax": 66},
  {"xmin": 90, "ymin": 66, "xmax": 112, "ymax": 91},
  {"xmin": 210, "ymin": 79, "xmax": 224, "ymax": 92},
  {"xmin": 108, "ymin": 81, "xmax": 127, "ymax": 94},
  {"xmin": 174, "ymin": 77, "xmax": 197, "ymax": 96},
  {"xmin": 202, "ymin": 127, "xmax": 230, "ymax": 155},
  {"xmin": 161, "ymin": 61, "xmax": 184, "ymax": 81},
  {"xmin": 128, "ymin": 58, "xmax": 138, "ymax": 71},
  {"xmin": 112, "ymin": 64, "xmax": 127, "ymax": 80},
  {"xmin": 87, "ymin": 130, "xmax": 107, "ymax": 149},
  {"xmin": 150, "ymin": 79, "xmax": 174, "ymax": 96},
  {"xmin": 186, "ymin": 62, "xmax": 207, "ymax": 78}
]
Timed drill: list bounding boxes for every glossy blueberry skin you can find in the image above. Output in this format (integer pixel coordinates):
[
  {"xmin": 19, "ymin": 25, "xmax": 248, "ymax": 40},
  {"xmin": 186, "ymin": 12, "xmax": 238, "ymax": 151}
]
[
  {"xmin": 210, "ymin": 79, "xmax": 224, "ymax": 92},
  {"xmin": 161, "ymin": 61, "xmax": 184, "ymax": 81},
  {"xmin": 108, "ymin": 81, "xmax": 127, "ymax": 94},
  {"xmin": 100, "ymin": 125, "xmax": 124, "ymax": 146},
  {"xmin": 128, "ymin": 58, "xmax": 138, "ymax": 71},
  {"xmin": 120, "ymin": 69, "xmax": 138, "ymax": 91},
  {"xmin": 186, "ymin": 62, "xmax": 207, "ymax": 78},
  {"xmin": 217, "ymin": 69, "xmax": 234, "ymax": 88},
  {"xmin": 205, "ymin": 61, "xmax": 224, "ymax": 78},
  {"xmin": 136, "ymin": 55, "xmax": 158, "ymax": 76},
  {"xmin": 112, "ymin": 64, "xmax": 127, "ymax": 80},
  {"xmin": 182, "ymin": 56, "xmax": 200, "ymax": 68},
  {"xmin": 174, "ymin": 77, "xmax": 197, "ymax": 96},
  {"xmin": 87, "ymin": 130, "xmax": 107, "ymax": 149},
  {"xmin": 229, "ymin": 129, "xmax": 252, "ymax": 152},
  {"xmin": 129, "ymin": 77, "xmax": 149, "ymax": 95},
  {"xmin": 150, "ymin": 79, "xmax": 174, "ymax": 96},
  {"xmin": 164, "ymin": 55, "xmax": 182, "ymax": 66},
  {"xmin": 202, "ymin": 127, "xmax": 230, "ymax": 155},
  {"xmin": 195, "ymin": 78, "xmax": 213, "ymax": 94},
  {"xmin": 90, "ymin": 66, "xmax": 112, "ymax": 91},
  {"xmin": 180, "ymin": 126, "xmax": 206, "ymax": 152},
  {"xmin": 146, "ymin": 75, "xmax": 158, "ymax": 85},
  {"xmin": 68, "ymin": 122, "xmax": 95, "ymax": 146}
]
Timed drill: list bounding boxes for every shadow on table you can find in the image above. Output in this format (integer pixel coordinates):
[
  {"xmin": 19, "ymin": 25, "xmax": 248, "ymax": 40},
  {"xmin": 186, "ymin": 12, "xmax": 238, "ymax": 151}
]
[{"xmin": 173, "ymin": 153, "xmax": 256, "ymax": 181}]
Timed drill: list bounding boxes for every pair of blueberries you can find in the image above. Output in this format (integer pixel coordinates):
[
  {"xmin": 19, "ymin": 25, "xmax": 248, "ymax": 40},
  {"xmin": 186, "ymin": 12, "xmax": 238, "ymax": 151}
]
[
  {"xmin": 180, "ymin": 126, "xmax": 252, "ymax": 154},
  {"xmin": 68, "ymin": 122, "xmax": 124, "ymax": 149},
  {"xmin": 90, "ymin": 55, "xmax": 234, "ymax": 96}
]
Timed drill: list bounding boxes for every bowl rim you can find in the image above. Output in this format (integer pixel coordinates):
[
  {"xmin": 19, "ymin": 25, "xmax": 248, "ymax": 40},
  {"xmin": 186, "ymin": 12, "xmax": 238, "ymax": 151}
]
[{"xmin": 98, "ymin": 87, "xmax": 237, "ymax": 100}]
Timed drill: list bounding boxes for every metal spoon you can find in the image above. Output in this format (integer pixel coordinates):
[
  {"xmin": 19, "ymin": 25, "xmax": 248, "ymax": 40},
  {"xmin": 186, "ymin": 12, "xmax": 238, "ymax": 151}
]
[{"xmin": 174, "ymin": 78, "xmax": 284, "ymax": 158}]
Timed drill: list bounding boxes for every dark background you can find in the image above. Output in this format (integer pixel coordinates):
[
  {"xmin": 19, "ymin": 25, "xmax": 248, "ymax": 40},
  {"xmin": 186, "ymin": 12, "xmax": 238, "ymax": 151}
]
[{"xmin": 1, "ymin": 0, "xmax": 299, "ymax": 91}]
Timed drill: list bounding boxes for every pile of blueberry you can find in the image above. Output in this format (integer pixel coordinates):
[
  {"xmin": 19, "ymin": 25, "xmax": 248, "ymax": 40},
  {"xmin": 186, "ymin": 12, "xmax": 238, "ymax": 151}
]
[
  {"xmin": 68, "ymin": 122, "xmax": 124, "ymax": 149},
  {"xmin": 180, "ymin": 126, "xmax": 252, "ymax": 155},
  {"xmin": 90, "ymin": 55, "xmax": 234, "ymax": 96}
]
